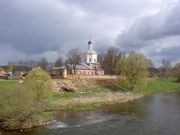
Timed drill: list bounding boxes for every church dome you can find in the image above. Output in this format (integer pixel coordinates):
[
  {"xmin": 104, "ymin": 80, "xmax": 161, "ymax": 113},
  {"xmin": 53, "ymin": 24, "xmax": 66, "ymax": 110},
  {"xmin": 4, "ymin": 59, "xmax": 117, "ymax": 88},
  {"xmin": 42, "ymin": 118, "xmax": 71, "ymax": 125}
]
[{"xmin": 88, "ymin": 40, "xmax": 92, "ymax": 44}]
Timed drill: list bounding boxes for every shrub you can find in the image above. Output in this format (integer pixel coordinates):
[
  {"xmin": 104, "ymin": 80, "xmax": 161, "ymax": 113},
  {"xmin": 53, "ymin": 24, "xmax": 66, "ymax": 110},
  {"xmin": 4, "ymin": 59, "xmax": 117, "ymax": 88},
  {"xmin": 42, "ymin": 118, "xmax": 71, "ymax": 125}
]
[
  {"xmin": 116, "ymin": 53, "xmax": 148, "ymax": 90},
  {"xmin": 173, "ymin": 63, "xmax": 180, "ymax": 82},
  {"xmin": 24, "ymin": 67, "xmax": 52, "ymax": 102},
  {"xmin": 0, "ymin": 67, "xmax": 53, "ymax": 130}
]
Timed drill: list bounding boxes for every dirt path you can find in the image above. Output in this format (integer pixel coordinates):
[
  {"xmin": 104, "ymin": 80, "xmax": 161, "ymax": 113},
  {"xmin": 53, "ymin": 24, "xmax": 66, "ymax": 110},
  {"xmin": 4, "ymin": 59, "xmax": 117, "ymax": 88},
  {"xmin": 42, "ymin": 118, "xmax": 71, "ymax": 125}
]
[{"xmin": 53, "ymin": 92, "xmax": 142, "ymax": 108}]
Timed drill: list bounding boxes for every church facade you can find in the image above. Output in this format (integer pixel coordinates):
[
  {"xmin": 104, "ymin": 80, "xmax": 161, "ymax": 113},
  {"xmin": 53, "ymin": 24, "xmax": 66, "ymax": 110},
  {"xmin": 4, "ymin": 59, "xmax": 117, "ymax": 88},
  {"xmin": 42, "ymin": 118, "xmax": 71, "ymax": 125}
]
[{"xmin": 51, "ymin": 40, "xmax": 104, "ymax": 79}]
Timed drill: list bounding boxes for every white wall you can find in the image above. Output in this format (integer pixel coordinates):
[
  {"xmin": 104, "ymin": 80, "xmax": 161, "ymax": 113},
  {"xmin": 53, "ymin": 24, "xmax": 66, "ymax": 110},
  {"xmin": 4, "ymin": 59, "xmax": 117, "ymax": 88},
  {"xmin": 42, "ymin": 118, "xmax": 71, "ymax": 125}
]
[{"xmin": 86, "ymin": 53, "xmax": 97, "ymax": 63}]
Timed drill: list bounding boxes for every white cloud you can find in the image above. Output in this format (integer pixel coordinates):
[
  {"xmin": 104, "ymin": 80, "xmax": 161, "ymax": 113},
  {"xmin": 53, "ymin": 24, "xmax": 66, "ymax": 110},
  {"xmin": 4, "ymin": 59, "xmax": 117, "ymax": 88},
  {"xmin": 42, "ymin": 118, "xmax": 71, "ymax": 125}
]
[{"xmin": 116, "ymin": 0, "xmax": 180, "ymax": 65}]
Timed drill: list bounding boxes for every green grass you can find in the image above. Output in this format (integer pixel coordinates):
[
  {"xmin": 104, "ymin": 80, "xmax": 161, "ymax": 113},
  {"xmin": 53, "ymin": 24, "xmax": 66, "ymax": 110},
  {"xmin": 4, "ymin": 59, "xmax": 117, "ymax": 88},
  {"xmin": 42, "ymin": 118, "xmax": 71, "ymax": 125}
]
[
  {"xmin": 135, "ymin": 79, "xmax": 180, "ymax": 94},
  {"xmin": 0, "ymin": 80, "xmax": 19, "ymax": 90}
]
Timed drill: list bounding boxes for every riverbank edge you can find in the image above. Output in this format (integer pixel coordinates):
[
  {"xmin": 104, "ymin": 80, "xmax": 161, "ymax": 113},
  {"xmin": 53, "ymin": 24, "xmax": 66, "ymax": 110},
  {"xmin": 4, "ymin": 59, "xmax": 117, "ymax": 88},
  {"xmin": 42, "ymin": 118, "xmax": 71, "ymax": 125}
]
[
  {"xmin": 50, "ymin": 89, "xmax": 180, "ymax": 112},
  {"xmin": 49, "ymin": 82, "xmax": 180, "ymax": 111},
  {"xmin": 36, "ymin": 86, "xmax": 180, "ymax": 130},
  {"xmin": 2, "ymin": 88, "xmax": 180, "ymax": 132},
  {"xmin": 49, "ymin": 92, "xmax": 143, "ymax": 111},
  {"xmin": 1, "ymin": 79, "xmax": 180, "ymax": 131},
  {"xmin": 0, "ymin": 91, "xmax": 144, "ymax": 131}
]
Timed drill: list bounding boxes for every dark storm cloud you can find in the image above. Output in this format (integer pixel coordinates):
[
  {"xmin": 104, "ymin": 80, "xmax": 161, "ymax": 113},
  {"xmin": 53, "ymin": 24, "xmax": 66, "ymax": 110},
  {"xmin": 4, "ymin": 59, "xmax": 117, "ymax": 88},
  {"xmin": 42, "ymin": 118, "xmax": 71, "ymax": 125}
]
[
  {"xmin": 62, "ymin": 0, "xmax": 168, "ymax": 18},
  {"xmin": 0, "ymin": 0, "xmax": 179, "ymax": 65},
  {"xmin": 0, "ymin": 0, "xmax": 93, "ymax": 54},
  {"xmin": 116, "ymin": 0, "xmax": 180, "ymax": 64},
  {"xmin": 162, "ymin": 3, "xmax": 180, "ymax": 36}
]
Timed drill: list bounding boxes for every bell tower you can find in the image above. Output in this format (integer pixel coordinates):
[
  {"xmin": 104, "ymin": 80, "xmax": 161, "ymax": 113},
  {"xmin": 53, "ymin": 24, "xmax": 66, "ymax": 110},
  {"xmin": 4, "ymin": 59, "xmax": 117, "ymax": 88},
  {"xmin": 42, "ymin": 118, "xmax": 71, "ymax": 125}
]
[
  {"xmin": 88, "ymin": 37, "xmax": 93, "ymax": 50},
  {"xmin": 86, "ymin": 39, "xmax": 97, "ymax": 64}
]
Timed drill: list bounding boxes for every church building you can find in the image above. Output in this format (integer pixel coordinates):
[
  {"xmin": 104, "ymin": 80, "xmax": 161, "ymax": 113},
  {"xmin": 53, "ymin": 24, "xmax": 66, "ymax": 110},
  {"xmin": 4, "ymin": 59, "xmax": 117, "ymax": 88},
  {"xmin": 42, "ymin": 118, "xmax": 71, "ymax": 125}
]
[{"xmin": 51, "ymin": 40, "xmax": 104, "ymax": 79}]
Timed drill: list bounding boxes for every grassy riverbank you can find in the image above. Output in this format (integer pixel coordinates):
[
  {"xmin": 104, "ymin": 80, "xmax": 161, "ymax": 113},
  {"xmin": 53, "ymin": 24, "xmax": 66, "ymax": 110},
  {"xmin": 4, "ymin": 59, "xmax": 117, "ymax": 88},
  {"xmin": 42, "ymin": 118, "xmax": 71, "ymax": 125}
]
[
  {"xmin": 1, "ymin": 79, "xmax": 180, "ymax": 111},
  {"xmin": 0, "ymin": 78, "xmax": 180, "ymax": 130},
  {"xmin": 135, "ymin": 79, "xmax": 180, "ymax": 94},
  {"xmin": 48, "ymin": 79, "xmax": 180, "ymax": 111}
]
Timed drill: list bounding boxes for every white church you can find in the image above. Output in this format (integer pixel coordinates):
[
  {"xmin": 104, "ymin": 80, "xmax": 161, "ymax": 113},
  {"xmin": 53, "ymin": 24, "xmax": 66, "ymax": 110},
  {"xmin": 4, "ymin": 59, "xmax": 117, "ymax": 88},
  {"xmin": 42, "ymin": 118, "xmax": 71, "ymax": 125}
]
[
  {"xmin": 86, "ymin": 40, "xmax": 98, "ymax": 64},
  {"xmin": 51, "ymin": 40, "xmax": 104, "ymax": 78}
]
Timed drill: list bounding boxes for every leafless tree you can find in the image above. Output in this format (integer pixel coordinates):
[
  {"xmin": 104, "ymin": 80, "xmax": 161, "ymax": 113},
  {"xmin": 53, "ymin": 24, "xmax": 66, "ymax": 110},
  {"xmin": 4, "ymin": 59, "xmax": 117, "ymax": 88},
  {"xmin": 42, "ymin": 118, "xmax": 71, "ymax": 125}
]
[
  {"xmin": 162, "ymin": 59, "xmax": 172, "ymax": 78},
  {"xmin": 97, "ymin": 53, "xmax": 106, "ymax": 69},
  {"xmin": 103, "ymin": 47, "xmax": 122, "ymax": 75},
  {"xmin": 38, "ymin": 58, "xmax": 48, "ymax": 70},
  {"xmin": 8, "ymin": 61, "xmax": 16, "ymax": 72},
  {"xmin": 54, "ymin": 56, "xmax": 64, "ymax": 67},
  {"xmin": 146, "ymin": 58, "xmax": 157, "ymax": 77},
  {"xmin": 66, "ymin": 48, "xmax": 82, "ymax": 65},
  {"xmin": 147, "ymin": 58, "xmax": 154, "ymax": 68}
]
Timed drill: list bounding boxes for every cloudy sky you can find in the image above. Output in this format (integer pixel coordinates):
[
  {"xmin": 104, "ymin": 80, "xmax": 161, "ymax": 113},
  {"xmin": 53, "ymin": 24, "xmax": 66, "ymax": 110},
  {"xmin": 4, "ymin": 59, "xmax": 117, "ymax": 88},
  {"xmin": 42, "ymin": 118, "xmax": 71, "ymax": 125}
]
[{"xmin": 0, "ymin": 0, "xmax": 180, "ymax": 66}]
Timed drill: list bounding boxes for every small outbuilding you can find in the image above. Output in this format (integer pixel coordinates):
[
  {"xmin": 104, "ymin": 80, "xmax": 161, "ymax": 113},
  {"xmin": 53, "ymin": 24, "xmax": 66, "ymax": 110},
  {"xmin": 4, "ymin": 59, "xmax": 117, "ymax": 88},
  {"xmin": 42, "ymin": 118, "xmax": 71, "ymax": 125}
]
[{"xmin": 0, "ymin": 67, "xmax": 9, "ymax": 80}]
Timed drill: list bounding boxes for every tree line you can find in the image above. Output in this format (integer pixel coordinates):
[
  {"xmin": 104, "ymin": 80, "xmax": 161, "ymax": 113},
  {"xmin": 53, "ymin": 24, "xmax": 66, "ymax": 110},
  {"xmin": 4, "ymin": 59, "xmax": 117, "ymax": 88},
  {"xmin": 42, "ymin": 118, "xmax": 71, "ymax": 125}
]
[
  {"xmin": 5, "ymin": 47, "xmax": 180, "ymax": 83},
  {"xmin": 6, "ymin": 47, "xmax": 123, "ymax": 74}
]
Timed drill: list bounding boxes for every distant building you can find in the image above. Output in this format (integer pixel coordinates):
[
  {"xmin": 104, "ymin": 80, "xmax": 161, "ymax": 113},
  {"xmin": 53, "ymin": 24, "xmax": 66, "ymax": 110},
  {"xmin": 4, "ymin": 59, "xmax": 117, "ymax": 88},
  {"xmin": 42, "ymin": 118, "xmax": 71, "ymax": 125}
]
[
  {"xmin": 0, "ymin": 67, "xmax": 9, "ymax": 80},
  {"xmin": 51, "ymin": 40, "xmax": 104, "ymax": 79}
]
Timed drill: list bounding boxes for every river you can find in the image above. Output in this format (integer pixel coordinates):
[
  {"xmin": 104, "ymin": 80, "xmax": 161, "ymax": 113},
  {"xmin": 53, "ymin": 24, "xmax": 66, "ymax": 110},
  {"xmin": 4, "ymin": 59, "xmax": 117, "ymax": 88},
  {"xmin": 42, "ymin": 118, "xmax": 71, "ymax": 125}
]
[{"xmin": 2, "ymin": 92, "xmax": 180, "ymax": 135}]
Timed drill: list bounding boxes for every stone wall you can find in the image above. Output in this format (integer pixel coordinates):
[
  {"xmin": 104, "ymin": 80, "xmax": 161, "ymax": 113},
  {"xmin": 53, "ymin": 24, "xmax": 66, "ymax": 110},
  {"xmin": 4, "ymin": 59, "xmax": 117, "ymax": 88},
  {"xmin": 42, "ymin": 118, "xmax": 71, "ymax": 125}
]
[
  {"xmin": 79, "ymin": 75, "xmax": 118, "ymax": 79},
  {"xmin": 63, "ymin": 75, "xmax": 118, "ymax": 80}
]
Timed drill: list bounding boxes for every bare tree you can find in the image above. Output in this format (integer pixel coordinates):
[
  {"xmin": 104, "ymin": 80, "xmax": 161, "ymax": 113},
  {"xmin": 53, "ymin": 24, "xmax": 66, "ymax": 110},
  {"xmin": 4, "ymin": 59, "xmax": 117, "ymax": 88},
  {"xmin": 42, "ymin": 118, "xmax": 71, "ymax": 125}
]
[
  {"xmin": 146, "ymin": 58, "xmax": 156, "ymax": 77},
  {"xmin": 103, "ymin": 47, "xmax": 122, "ymax": 75},
  {"xmin": 17, "ymin": 60, "xmax": 37, "ymax": 68},
  {"xmin": 97, "ymin": 53, "xmax": 106, "ymax": 69},
  {"xmin": 18, "ymin": 60, "xmax": 24, "ymax": 67},
  {"xmin": 38, "ymin": 58, "xmax": 48, "ymax": 70},
  {"xmin": 162, "ymin": 59, "xmax": 172, "ymax": 78},
  {"xmin": 54, "ymin": 56, "xmax": 64, "ymax": 67},
  {"xmin": 147, "ymin": 58, "xmax": 154, "ymax": 68},
  {"xmin": 8, "ymin": 61, "xmax": 16, "ymax": 72},
  {"xmin": 66, "ymin": 48, "xmax": 82, "ymax": 65},
  {"xmin": 29, "ymin": 60, "xmax": 37, "ymax": 67}
]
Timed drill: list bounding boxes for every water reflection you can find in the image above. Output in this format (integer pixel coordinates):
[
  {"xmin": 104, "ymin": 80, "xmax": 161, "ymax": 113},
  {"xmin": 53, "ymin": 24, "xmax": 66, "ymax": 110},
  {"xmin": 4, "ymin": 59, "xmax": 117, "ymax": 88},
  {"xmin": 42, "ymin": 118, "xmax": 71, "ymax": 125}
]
[{"xmin": 52, "ymin": 98, "xmax": 149, "ymax": 128}]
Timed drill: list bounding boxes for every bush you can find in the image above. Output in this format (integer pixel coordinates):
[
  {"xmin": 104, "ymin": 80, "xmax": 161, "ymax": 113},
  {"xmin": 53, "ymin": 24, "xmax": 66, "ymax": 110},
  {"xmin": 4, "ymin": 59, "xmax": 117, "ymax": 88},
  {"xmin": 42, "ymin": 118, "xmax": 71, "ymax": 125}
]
[
  {"xmin": 0, "ymin": 85, "xmax": 35, "ymax": 129},
  {"xmin": 0, "ymin": 67, "xmax": 53, "ymax": 130},
  {"xmin": 24, "ymin": 67, "xmax": 52, "ymax": 102},
  {"xmin": 173, "ymin": 63, "xmax": 180, "ymax": 82},
  {"xmin": 116, "ymin": 53, "xmax": 148, "ymax": 90}
]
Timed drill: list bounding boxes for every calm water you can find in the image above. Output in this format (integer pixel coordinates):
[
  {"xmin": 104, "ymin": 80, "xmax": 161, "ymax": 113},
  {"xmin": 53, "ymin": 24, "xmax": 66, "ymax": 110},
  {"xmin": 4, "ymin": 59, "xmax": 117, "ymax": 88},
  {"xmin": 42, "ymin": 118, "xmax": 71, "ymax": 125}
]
[{"xmin": 2, "ymin": 92, "xmax": 180, "ymax": 135}]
